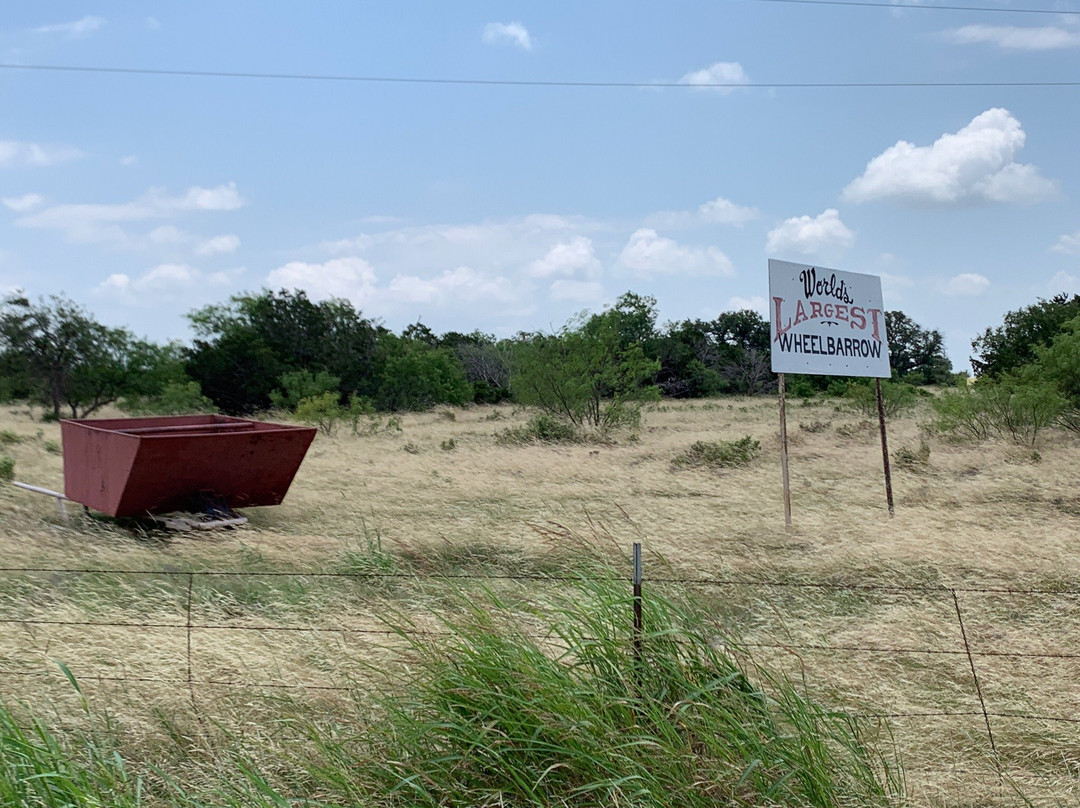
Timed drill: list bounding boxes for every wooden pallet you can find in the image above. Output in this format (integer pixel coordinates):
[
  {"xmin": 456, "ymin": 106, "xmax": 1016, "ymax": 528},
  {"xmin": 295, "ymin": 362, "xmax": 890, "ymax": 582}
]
[{"xmin": 148, "ymin": 512, "xmax": 248, "ymax": 531}]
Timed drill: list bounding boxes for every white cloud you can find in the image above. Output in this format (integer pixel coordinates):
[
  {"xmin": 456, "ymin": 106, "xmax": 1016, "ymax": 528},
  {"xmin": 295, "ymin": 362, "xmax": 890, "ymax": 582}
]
[
  {"xmin": 148, "ymin": 225, "xmax": 186, "ymax": 244},
  {"xmin": 765, "ymin": 209, "xmax": 854, "ymax": 257},
  {"xmin": 359, "ymin": 214, "xmax": 407, "ymax": 226},
  {"xmin": 303, "ymin": 215, "xmax": 618, "ymax": 319},
  {"xmin": 1049, "ymin": 270, "xmax": 1080, "ymax": 295},
  {"xmin": 137, "ymin": 263, "xmax": 199, "ymax": 289},
  {"xmin": 677, "ymin": 62, "xmax": 749, "ymax": 92},
  {"xmin": 98, "ymin": 273, "xmax": 130, "ymax": 294},
  {"xmin": 267, "ymin": 257, "xmax": 378, "ymax": 302},
  {"xmin": 207, "ymin": 267, "xmax": 246, "ymax": 286},
  {"xmin": 550, "ymin": 280, "xmax": 605, "ymax": 303},
  {"xmin": 1053, "ymin": 231, "xmax": 1080, "ymax": 255},
  {"xmin": 2, "ymin": 193, "xmax": 44, "ymax": 212},
  {"xmin": 527, "ymin": 237, "xmax": 601, "ymax": 278},
  {"xmin": 0, "ymin": 141, "xmax": 82, "ymax": 168},
  {"xmin": 880, "ymin": 271, "xmax": 914, "ymax": 300},
  {"xmin": 618, "ymin": 228, "xmax": 735, "ymax": 277},
  {"xmin": 176, "ymin": 184, "xmax": 245, "ymax": 211},
  {"xmin": 941, "ymin": 25, "xmax": 1080, "ymax": 51},
  {"xmin": 645, "ymin": 196, "xmax": 759, "ymax": 230},
  {"xmin": 843, "ymin": 108, "xmax": 1055, "ymax": 205},
  {"xmin": 942, "ymin": 272, "xmax": 990, "ymax": 296},
  {"xmin": 698, "ymin": 196, "xmax": 759, "ymax": 224},
  {"xmin": 728, "ymin": 295, "xmax": 768, "ymax": 314},
  {"xmin": 96, "ymin": 263, "xmax": 244, "ymax": 300},
  {"xmin": 34, "ymin": 15, "xmax": 104, "ymax": 38},
  {"xmin": 145, "ymin": 17, "xmax": 161, "ymax": 30},
  {"xmin": 483, "ymin": 21, "xmax": 533, "ymax": 50},
  {"xmin": 144, "ymin": 226, "xmax": 240, "ymax": 256},
  {"xmin": 16, "ymin": 183, "xmax": 246, "ymax": 243},
  {"xmin": 119, "ymin": 154, "xmax": 138, "ymax": 167},
  {"xmin": 196, "ymin": 234, "xmax": 241, "ymax": 256},
  {"xmin": 324, "ymin": 215, "xmax": 600, "ymax": 279},
  {"xmin": 387, "ymin": 266, "xmax": 519, "ymax": 306}
]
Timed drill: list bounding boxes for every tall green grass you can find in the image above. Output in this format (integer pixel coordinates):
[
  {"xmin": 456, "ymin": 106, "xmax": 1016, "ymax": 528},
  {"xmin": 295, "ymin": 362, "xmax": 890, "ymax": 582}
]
[
  {"xmin": 0, "ymin": 668, "xmax": 148, "ymax": 808},
  {"xmin": 0, "ymin": 575, "xmax": 904, "ymax": 807},
  {"xmin": 297, "ymin": 575, "xmax": 904, "ymax": 807}
]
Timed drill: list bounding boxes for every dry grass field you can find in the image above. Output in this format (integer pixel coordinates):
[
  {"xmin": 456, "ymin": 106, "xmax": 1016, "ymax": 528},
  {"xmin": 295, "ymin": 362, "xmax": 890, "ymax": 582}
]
[{"xmin": 2, "ymin": 395, "xmax": 1079, "ymax": 805}]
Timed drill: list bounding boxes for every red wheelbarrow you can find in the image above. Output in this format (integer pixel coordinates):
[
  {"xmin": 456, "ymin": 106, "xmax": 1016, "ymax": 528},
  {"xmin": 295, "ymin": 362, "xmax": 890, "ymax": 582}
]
[{"xmin": 55, "ymin": 415, "xmax": 317, "ymax": 526}]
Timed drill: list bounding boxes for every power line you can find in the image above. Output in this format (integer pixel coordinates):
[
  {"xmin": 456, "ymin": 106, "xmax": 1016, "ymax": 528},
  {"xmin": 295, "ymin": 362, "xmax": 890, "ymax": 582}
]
[
  {"xmin": 0, "ymin": 63, "xmax": 1077, "ymax": 89},
  {"xmin": 755, "ymin": 0, "xmax": 1080, "ymax": 15}
]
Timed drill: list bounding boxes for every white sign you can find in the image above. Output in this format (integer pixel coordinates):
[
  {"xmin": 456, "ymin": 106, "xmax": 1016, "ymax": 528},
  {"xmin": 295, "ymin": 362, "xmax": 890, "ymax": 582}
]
[{"xmin": 769, "ymin": 259, "xmax": 891, "ymax": 378}]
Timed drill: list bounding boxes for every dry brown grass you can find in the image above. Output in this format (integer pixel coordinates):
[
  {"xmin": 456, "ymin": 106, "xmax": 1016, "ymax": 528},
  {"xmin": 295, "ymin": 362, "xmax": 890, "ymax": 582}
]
[{"xmin": 2, "ymin": 396, "xmax": 1080, "ymax": 805}]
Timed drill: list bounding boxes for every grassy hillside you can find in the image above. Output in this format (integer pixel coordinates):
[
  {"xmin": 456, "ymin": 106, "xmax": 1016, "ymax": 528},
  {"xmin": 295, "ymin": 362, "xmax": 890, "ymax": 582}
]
[{"xmin": 1, "ymin": 396, "xmax": 1078, "ymax": 804}]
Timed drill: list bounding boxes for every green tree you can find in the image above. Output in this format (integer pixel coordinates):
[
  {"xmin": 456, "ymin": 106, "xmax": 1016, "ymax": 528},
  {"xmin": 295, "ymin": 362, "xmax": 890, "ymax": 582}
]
[
  {"xmin": 186, "ymin": 289, "xmax": 382, "ymax": 414},
  {"xmin": 269, "ymin": 369, "xmax": 342, "ymax": 410},
  {"xmin": 713, "ymin": 309, "xmax": 771, "ymax": 354},
  {"xmin": 651, "ymin": 309, "xmax": 773, "ymax": 398},
  {"xmin": 653, "ymin": 319, "xmax": 726, "ymax": 398},
  {"xmin": 1025, "ymin": 315, "xmax": 1080, "ymax": 403},
  {"xmin": 885, "ymin": 311, "xmax": 952, "ymax": 385},
  {"xmin": 0, "ymin": 294, "xmax": 158, "ymax": 418},
  {"xmin": 607, "ymin": 291, "xmax": 659, "ymax": 349},
  {"xmin": 121, "ymin": 381, "xmax": 216, "ymax": 416},
  {"xmin": 971, "ymin": 293, "xmax": 1080, "ymax": 378},
  {"xmin": 441, "ymin": 330, "xmax": 513, "ymax": 403},
  {"xmin": 713, "ymin": 310, "xmax": 774, "ymax": 395},
  {"xmin": 186, "ymin": 326, "xmax": 284, "ymax": 415},
  {"xmin": 375, "ymin": 335, "xmax": 472, "ymax": 411},
  {"xmin": 512, "ymin": 308, "xmax": 660, "ymax": 431}
]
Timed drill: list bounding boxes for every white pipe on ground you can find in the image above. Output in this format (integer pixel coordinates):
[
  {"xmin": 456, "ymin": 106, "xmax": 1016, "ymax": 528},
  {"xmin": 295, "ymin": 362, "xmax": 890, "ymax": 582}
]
[{"xmin": 11, "ymin": 481, "xmax": 70, "ymax": 520}]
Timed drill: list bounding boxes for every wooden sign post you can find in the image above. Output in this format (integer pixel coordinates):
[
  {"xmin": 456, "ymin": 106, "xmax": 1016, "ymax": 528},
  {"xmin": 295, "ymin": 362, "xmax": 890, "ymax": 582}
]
[
  {"xmin": 875, "ymin": 378, "xmax": 895, "ymax": 517},
  {"xmin": 778, "ymin": 373, "xmax": 792, "ymax": 528},
  {"xmin": 769, "ymin": 260, "xmax": 894, "ymax": 522}
]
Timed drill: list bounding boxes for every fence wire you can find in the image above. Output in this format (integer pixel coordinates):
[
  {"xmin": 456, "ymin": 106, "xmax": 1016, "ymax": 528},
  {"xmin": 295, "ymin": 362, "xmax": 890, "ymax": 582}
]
[{"xmin": 2, "ymin": 562, "xmax": 1078, "ymax": 779}]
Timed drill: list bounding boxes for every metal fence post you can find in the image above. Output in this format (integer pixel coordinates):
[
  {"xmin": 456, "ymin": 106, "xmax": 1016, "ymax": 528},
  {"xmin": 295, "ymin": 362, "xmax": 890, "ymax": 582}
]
[
  {"xmin": 632, "ymin": 542, "xmax": 643, "ymax": 697},
  {"xmin": 186, "ymin": 572, "xmax": 197, "ymax": 711}
]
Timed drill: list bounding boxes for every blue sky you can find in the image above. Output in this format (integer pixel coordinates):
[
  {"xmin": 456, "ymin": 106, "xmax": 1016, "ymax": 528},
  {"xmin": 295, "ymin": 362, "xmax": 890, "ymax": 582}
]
[{"xmin": 1, "ymin": 2, "xmax": 1078, "ymax": 370}]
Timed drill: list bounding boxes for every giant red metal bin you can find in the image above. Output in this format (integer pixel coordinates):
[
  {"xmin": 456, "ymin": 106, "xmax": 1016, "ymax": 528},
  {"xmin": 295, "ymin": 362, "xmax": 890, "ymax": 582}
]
[{"xmin": 61, "ymin": 415, "xmax": 317, "ymax": 517}]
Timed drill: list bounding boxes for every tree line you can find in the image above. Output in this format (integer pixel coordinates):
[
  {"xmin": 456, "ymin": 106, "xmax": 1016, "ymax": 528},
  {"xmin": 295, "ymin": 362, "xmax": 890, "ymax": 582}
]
[{"xmin": 0, "ymin": 286, "xmax": 979, "ymax": 423}]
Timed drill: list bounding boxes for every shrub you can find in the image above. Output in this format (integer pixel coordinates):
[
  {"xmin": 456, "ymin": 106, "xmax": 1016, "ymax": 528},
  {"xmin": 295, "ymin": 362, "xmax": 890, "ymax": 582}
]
[
  {"xmin": 295, "ymin": 391, "xmax": 344, "ymax": 435},
  {"xmin": 376, "ymin": 338, "xmax": 472, "ymax": 411},
  {"xmin": 496, "ymin": 414, "xmax": 581, "ymax": 445},
  {"xmin": 511, "ymin": 307, "xmax": 660, "ymax": 433},
  {"xmin": 0, "ymin": 430, "xmax": 21, "ymax": 445},
  {"xmin": 785, "ymin": 376, "xmax": 818, "ymax": 399},
  {"xmin": 673, "ymin": 436, "xmax": 761, "ymax": 470},
  {"xmin": 42, "ymin": 440, "xmax": 61, "ymax": 455},
  {"xmin": 844, "ymin": 381, "xmax": 918, "ymax": 419},
  {"xmin": 1058, "ymin": 408, "xmax": 1080, "ymax": 433},
  {"xmin": 933, "ymin": 376, "xmax": 1065, "ymax": 445},
  {"xmin": 346, "ymin": 395, "xmax": 402, "ymax": 436},
  {"xmin": 120, "ymin": 380, "xmax": 216, "ymax": 416},
  {"xmin": 440, "ymin": 438, "xmax": 456, "ymax": 451},
  {"xmin": 825, "ymin": 378, "xmax": 851, "ymax": 398},
  {"xmin": 0, "ymin": 455, "xmax": 14, "ymax": 481},
  {"xmin": 893, "ymin": 441, "xmax": 930, "ymax": 470},
  {"xmin": 269, "ymin": 369, "xmax": 341, "ymax": 410}
]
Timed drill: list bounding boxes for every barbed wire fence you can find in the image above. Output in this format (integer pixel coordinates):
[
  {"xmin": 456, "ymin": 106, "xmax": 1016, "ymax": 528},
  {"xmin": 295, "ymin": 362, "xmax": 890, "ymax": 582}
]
[{"xmin": 2, "ymin": 550, "xmax": 1079, "ymax": 788}]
